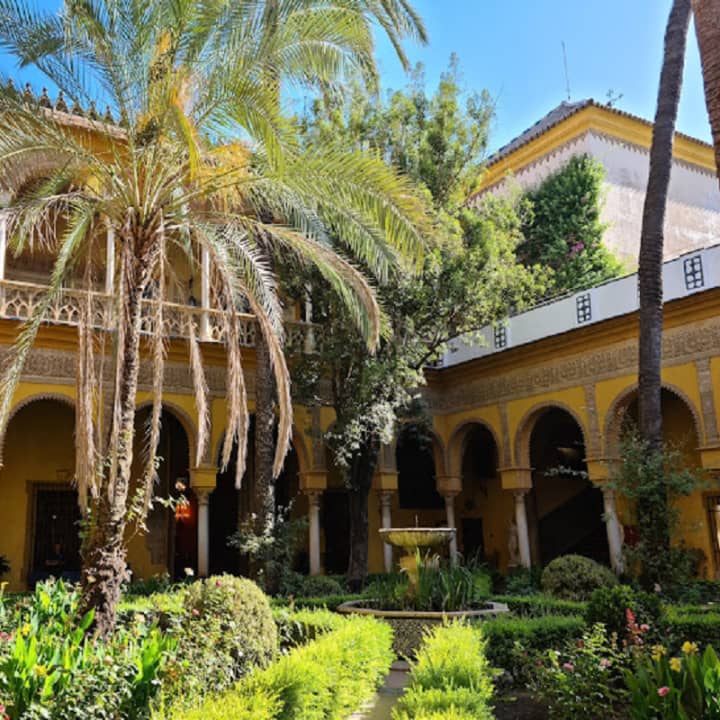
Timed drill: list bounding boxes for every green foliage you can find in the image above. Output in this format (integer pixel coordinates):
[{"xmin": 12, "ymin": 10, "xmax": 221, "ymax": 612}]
[
  {"xmin": 365, "ymin": 564, "xmax": 491, "ymax": 611},
  {"xmin": 270, "ymin": 594, "xmax": 363, "ymax": 612},
  {"xmin": 524, "ymin": 623, "xmax": 630, "ymax": 719},
  {"xmin": 541, "ymin": 554, "xmax": 618, "ymax": 601},
  {"xmin": 624, "ymin": 643, "xmax": 720, "ymax": 719},
  {"xmin": 664, "ymin": 608, "xmax": 720, "ymax": 653},
  {"xmin": 519, "ymin": 153, "xmax": 624, "ymax": 294},
  {"xmin": 482, "ymin": 615, "xmax": 586, "ymax": 675},
  {"xmin": 492, "ymin": 594, "xmax": 586, "ymax": 618},
  {"xmin": 168, "ymin": 616, "xmax": 393, "ymax": 720},
  {"xmin": 393, "ymin": 622, "xmax": 494, "ymax": 720},
  {"xmin": 229, "ymin": 509, "xmax": 308, "ymax": 596},
  {"xmin": 0, "ymin": 580, "xmax": 173, "ymax": 720},
  {"xmin": 502, "ymin": 566, "xmax": 542, "ymax": 596},
  {"xmin": 586, "ymin": 585, "xmax": 664, "ymax": 643},
  {"xmin": 272, "ymin": 607, "xmax": 345, "ymax": 649},
  {"xmin": 674, "ymin": 580, "xmax": 720, "ymax": 605},
  {"xmin": 609, "ymin": 435, "xmax": 706, "ymax": 592},
  {"xmin": 282, "ymin": 574, "xmax": 346, "ymax": 598},
  {"xmin": 165, "ymin": 575, "xmax": 277, "ymax": 703}
]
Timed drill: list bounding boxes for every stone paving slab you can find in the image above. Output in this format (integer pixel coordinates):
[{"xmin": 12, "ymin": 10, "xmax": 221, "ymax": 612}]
[{"xmin": 347, "ymin": 661, "xmax": 410, "ymax": 720}]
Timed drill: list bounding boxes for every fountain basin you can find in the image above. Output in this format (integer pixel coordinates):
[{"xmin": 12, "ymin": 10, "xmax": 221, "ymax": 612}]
[
  {"xmin": 338, "ymin": 599, "xmax": 509, "ymax": 657},
  {"xmin": 379, "ymin": 527, "xmax": 455, "ymax": 549}
]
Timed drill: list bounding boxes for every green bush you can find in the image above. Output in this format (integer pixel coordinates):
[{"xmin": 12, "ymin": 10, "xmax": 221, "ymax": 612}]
[
  {"xmin": 502, "ymin": 566, "xmax": 542, "ymax": 595},
  {"xmin": 586, "ymin": 585, "xmax": 664, "ymax": 642},
  {"xmin": 165, "ymin": 575, "xmax": 277, "ymax": 702},
  {"xmin": 393, "ymin": 622, "xmax": 494, "ymax": 720},
  {"xmin": 493, "ymin": 594, "xmax": 586, "ymax": 617},
  {"xmin": 663, "ymin": 608, "xmax": 720, "ymax": 652},
  {"xmin": 541, "ymin": 554, "xmax": 618, "ymax": 601},
  {"xmin": 0, "ymin": 580, "xmax": 173, "ymax": 720},
  {"xmin": 272, "ymin": 607, "xmax": 344, "ymax": 649},
  {"xmin": 270, "ymin": 593, "xmax": 362, "ymax": 611},
  {"xmin": 171, "ymin": 616, "xmax": 393, "ymax": 720},
  {"xmin": 482, "ymin": 615, "xmax": 586, "ymax": 676},
  {"xmin": 290, "ymin": 575, "xmax": 345, "ymax": 598}
]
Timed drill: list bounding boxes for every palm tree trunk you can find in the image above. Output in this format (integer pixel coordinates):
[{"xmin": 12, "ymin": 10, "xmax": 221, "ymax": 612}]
[
  {"xmin": 638, "ymin": 0, "xmax": 691, "ymax": 453},
  {"xmin": 692, "ymin": 0, "xmax": 720, "ymax": 183},
  {"xmin": 79, "ymin": 277, "xmax": 146, "ymax": 636}
]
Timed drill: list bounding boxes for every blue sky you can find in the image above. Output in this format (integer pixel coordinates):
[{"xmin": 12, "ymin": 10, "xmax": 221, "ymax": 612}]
[{"xmin": 0, "ymin": 1, "xmax": 710, "ymax": 154}]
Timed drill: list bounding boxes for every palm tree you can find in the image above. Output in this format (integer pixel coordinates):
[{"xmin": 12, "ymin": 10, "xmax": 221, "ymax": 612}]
[
  {"xmin": 0, "ymin": 0, "xmax": 428, "ymax": 634},
  {"xmin": 637, "ymin": 0, "xmax": 691, "ymax": 584},
  {"xmin": 692, "ymin": 0, "xmax": 720, "ymax": 183}
]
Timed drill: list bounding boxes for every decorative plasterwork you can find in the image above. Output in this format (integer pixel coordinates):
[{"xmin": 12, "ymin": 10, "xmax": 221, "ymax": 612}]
[
  {"xmin": 696, "ymin": 357, "xmax": 719, "ymax": 444},
  {"xmin": 425, "ymin": 316, "xmax": 720, "ymax": 414}
]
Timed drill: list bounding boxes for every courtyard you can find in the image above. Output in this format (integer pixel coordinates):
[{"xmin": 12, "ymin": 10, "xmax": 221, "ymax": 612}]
[{"xmin": 2, "ymin": 0, "xmax": 720, "ymax": 718}]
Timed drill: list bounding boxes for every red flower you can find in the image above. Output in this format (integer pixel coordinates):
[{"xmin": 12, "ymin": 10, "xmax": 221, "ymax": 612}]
[{"xmin": 658, "ymin": 687, "xmax": 670, "ymax": 697}]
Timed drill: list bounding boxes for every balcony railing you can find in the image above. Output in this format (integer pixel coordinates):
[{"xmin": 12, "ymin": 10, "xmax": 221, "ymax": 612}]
[{"xmin": 0, "ymin": 278, "xmax": 315, "ymax": 349}]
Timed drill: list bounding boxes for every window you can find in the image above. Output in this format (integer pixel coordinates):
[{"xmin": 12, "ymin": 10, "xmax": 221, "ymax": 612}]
[
  {"xmin": 494, "ymin": 323, "xmax": 507, "ymax": 349},
  {"xmin": 706, "ymin": 494, "xmax": 720, "ymax": 572},
  {"xmin": 576, "ymin": 293, "xmax": 592, "ymax": 324},
  {"xmin": 684, "ymin": 255, "xmax": 704, "ymax": 290}
]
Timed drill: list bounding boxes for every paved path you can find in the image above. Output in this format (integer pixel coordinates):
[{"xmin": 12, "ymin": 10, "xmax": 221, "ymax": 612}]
[{"xmin": 348, "ymin": 661, "xmax": 410, "ymax": 720}]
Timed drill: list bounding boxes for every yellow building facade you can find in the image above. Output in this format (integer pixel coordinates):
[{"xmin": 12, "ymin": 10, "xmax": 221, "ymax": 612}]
[{"xmin": 2, "ymin": 95, "xmax": 720, "ymax": 590}]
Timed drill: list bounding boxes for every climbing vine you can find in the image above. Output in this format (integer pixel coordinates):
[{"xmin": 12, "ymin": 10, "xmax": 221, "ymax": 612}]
[{"xmin": 518, "ymin": 153, "xmax": 624, "ymax": 295}]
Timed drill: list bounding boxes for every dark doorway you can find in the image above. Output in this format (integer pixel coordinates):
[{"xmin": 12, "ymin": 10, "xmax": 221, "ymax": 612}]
[
  {"xmin": 461, "ymin": 518, "xmax": 485, "ymax": 561},
  {"xmin": 30, "ymin": 486, "xmax": 81, "ymax": 584},
  {"xmin": 323, "ymin": 490, "xmax": 350, "ymax": 574},
  {"xmin": 397, "ymin": 425, "xmax": 444, "ymax": 510}
]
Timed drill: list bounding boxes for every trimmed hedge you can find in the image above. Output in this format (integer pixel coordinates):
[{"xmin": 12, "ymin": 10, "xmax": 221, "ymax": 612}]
[
  {"xmin": 168, "ymin": 615, "xmax": 394, "ymax": 720},
  {"xmin": 541, "ymin": 554, "xmax": 617, "ymax": 601},
  {"xmin": 492, "ymin": 594, "xmax": 586, "ymax": 617},
  {"xmin": 393, "ymin": 623, "xmax": 494, "ymax": 720},
  {"xmin": 272, "ymin": 607, "xmax": 345, "ymax": 649},
  {"xmin": 664, "ymin": 608, "xmax": 720, "ymax": 652},
  {"xmin": 482, "ymin": 615, "xmax": 586, "ymax": 673},
  {"xmin": 270, "ymin": 594, "xmax": 362, "ymax": 611}
]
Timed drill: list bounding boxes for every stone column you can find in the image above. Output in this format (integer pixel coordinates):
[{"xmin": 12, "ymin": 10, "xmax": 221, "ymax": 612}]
[
  {"xmin": 514, "ymin": 491, "xmax": 531, "ymax": 568},
  {"xmin": 199, "ymin": 246, "xmax": 211, "ymax": 340},
  {"xmin": 444, "ymin": 494, "xmax": 459, "ymax": 565},
  {"xmin": 602, "ymin": 487, "xmax": 624, "ymax": 574},
  {"xmin": 379, "ymin": 491, "xmax": 394, "ymax": 573},
  {"xmin": 104, "ymin": 226, "xmax": 115, "ymax": 295},
  {"xmin": 196, "ymin": 489, "xmax": 211, "ymax": 578},
  {"xmin": 190, "ymin": 465, "xmax": 218, "ymax": 578},
  {"xmin": 307, "ymin": 490, "xmax": 322, "ymax": 576}
]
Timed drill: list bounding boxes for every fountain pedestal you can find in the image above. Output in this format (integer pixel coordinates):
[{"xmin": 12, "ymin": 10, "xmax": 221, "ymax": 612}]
[{"xmin": 379, "ymin": 527, "xmax": 455, "ymax": 586}]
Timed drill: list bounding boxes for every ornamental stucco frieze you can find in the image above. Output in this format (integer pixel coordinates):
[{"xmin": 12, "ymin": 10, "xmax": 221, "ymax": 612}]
[{"xmin": 425, "ymin": 316, "xmax": 720, "ymax": 414}]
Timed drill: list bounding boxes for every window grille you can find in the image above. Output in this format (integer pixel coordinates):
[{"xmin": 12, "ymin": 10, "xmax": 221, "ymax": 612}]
[
  {"xmin": 576, "ymin": 293, "xmax": 592, "ymax": 324},
  {"xmin": 494, "ymin": 324, "xmax": 507, "ymax": 349},
  {"xmin": 684, "ymin": 255, "xmax": 704, "ymax": 290}
]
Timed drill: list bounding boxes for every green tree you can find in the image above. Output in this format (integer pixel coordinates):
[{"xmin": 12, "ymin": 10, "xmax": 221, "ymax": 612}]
[
  {"xmin": 293, "ymin": 60, "xmax": 544, "ymax": 585},
  {"xmin": 0, "ymin": 0, "xmax": 428, "ymax": 632},
  {"xmin": 518, "ymin": 153, "xmax": 624, "ymax": 294}
]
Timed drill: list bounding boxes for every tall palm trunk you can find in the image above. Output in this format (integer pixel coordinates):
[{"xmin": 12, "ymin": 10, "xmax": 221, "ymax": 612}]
[
  {"xmin": 636, "ymin": 0, "xmax": 691, "ymax": 586},
  {"xmin": 80, "ymin": 268, "xmax": 147, "ymax": 636},
  {"xmin": 692, "ymin": 0, "xmax": 720, "ymax": 183},
  {"xmin": 638, "ymin": 0, "xmax": 691, "ymax": 452},
  {"xmin": 254, "ymin": 335, "xmax": 277, "ymax": 523}
]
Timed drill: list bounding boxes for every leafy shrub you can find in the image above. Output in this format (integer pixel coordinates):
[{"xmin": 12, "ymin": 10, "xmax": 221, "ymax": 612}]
[
  {"xmin": 503, "ymin": 566, "xmax": 542, "ymax": 595},
  {"xmin": 674, "ymin": 579, "xmax": 720, "ymax": 605},
  {"xmin": 165, "ymin": 575, "xmax": 277, "ymax": 702},
  {"xmin": 482, "ymin": 615, "xmax": 585, "ymax": 676},
  {"xmin": 0, "ymin": 580, "xmax": 173, "ymax": 720},
  {"xmin": 541, "ymin": 554, "xmax": 618, "ymax": 601},
  {"xmin": 272, "ymin": 607, "xmax": 344, "ymax": 649},
  {"xmin": 586, "ymin": 585, "xmax": 664, "ymax": 643},
  {"xmin": 625, "ymin": 642, "xmax": 720, "ymax": 719},
  {"xmin": 493, "ymin": 594, "xmax": 586, "ymax": 617},
  {"xmin": 290, "ymin": 574, "xmax": 345, "ymax": 598},
  {"xmin": 663, "ymin": 608, "xmax": 720, "ymax": 652},
  {"xmin": 525, "ymin": 623, "xmax": 629, "ymax": 719},
  {"xmin": 271, "ymin": 593, "xmax": 362, "ymax": 611},
  {"xmin": 393, "ymin": 622, "xmax": 494, "ymax": 720},
  {"xmin": 170, "ymin": 616, "xmax": 393, "ymax": 720}
]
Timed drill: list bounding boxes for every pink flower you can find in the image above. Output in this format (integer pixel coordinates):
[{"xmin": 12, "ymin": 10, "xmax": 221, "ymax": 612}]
[
  {"xmin": 536, "ymin": 660, "xmax": 543, "ymax": 667},
  {"xmin": 658, "ymin": 687, "xmax": 670, "ymax": 697},
  {"xmin": 599, "ymin": 658, "xmax": 611, "ymax": 669},
  {"xmin": 640, "ymin": 624, "xmax": 650, "ymax": 632},
  {"xmin": 191, "ymin": 608, "xmax": 200, "ymax": 617},
  {"xmin": 563, "ymin": 663, "xmax": 574, "ymax": 672},
  {"xmin": 215, "ymin": 580, "xmax": 222, "ymax": 587}
]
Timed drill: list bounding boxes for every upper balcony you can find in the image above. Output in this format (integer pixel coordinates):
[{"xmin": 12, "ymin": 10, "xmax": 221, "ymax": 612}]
[{"xmin": 440, "ymin": 242, "xmax": 720, "ymax": 368}]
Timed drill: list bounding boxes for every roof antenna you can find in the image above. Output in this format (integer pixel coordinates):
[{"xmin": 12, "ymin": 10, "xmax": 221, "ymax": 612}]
[{"xmin": 562, "ymin": 41, "xmax": 572, "ymax": 102}]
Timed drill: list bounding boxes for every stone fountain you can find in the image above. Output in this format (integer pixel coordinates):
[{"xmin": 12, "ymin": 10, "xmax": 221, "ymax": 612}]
[{"xmin": 378, "ymin": 525, "xmax": 455, "ymax": 586}]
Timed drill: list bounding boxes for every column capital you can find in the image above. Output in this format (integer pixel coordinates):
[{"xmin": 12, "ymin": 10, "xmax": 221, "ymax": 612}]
[
  {"xmin": 303, "ymin": 488, "xmax": 323, "ymax": 506},
  {"xmin": 195, "ymin": 488, "xmax": 212, "ymax": 505},
  {"xmin": 436, "ymin": 474, "xmax": 461, "ymax": 496},
  {"xmin": 585, "ymin": 456, "xmax": 621, "ymax": 485},
  {"xmin": 377, "ymin": 489, "xmax": 395, "ymax": 508},
  {"xmin": 372, "ymin": 471, "xmax": 398, "ymax": 492},
  {"xmin": 499, "ymin": 467, "xmax": 532, "ymax": 491},
  {"xmin": 300, "ymin": 471, "xmax": 327, "ymax": 492},
  {"xmin": 190, "ymin": 465, "xmax": 217, "ymax": 492}
]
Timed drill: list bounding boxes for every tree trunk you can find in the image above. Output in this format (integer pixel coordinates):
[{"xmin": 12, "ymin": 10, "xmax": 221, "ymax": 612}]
[
  {"xmin": 638, "ymin": 0, "xmax": 691, "ymax": 453},
  {"xmin": 693, "ymin": 0, "xmax": 720, "ymax": 184},
  {"xmin": 346, "ymin": 438, "xmax": 380, "ymax": 590},
  {"xmin": 253, "ymin": 333, "xmax": 278, "ymax": 586},
  {"xmin": 79, "ymin": 278, "xmax": 146, "ymax": 636}
]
